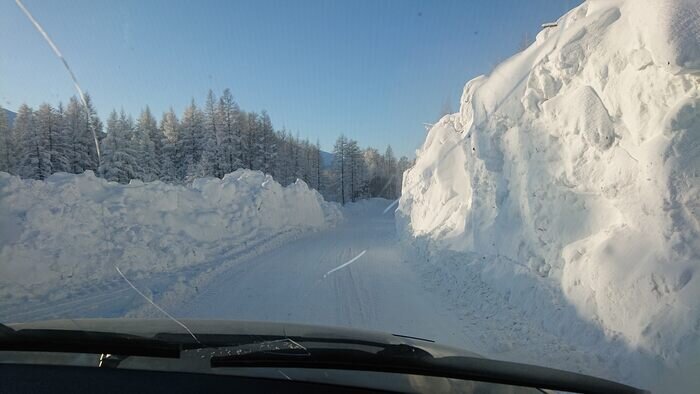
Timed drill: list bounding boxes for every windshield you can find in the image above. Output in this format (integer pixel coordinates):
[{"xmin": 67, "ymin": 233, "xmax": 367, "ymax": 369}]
[{"xmin": 1, "ymin": 0, "xmax": 699, "ymax": 393}]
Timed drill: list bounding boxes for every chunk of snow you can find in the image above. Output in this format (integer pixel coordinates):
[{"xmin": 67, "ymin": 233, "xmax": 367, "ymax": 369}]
[
  {"xmin": 398, "ymin": 0, "xmax": 700, "ymax": 389},
  {"xmin": 0, "ymin": 170, "xmax": 341, "ymax": 297},
  {"xmin": 625, "ymin": 0, "xmax": 700, "ymax": 74}
]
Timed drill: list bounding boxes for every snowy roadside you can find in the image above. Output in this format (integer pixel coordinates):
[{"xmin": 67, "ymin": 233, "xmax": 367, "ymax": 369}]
[
  {"xmin": 0, "ymin": 170, "xmax": 342, "ymax": 307},
  {"xmin": 398, "ymin": 237, "xmax": 660, "ymax": 387},
  {"xmin": 0, "ymin": 228, "xmax": 314, "ymax": 323},
  {"xmin": 397, "ymin": 0, "xmax": 700, "ymax": 391}
]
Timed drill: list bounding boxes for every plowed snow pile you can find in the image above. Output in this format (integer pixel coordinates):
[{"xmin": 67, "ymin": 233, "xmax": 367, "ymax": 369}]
[
  {"xmin": 0, "ymin": 170, "xmax": 341, "ymax": 298},
  {"xmin": 398, "ymin": 0, "xmax": 700, "ymax": 389}
]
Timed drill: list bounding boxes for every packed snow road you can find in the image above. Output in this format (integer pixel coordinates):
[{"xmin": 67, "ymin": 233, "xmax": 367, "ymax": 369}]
[
  {"xmin": 0, "ymin": 199, "xmax": 465, "ymax": 349},
  {"xmin": 173, "ymin": 199, "xmax": 468, "ymax": 348}
]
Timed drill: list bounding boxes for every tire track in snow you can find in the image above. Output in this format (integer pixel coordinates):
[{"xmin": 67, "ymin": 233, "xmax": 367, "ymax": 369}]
[{"xmin": 168, "ymin": 200, "xmax": 471, "ymax": 351}]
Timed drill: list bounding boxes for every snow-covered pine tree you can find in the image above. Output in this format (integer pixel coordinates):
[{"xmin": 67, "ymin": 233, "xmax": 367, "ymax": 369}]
[
  {"xmin": 300, "ymin": 137, "xmax": 312, "ymax": 186},
  {"xmin": 15, "ymin": 104, "xmax": 52, "ymax": 179},
  {"xmin": 236, "ymin": 110, "xmax": 249, "ymax": 172},
  {"xmin": 159, "ymin": 108, "xmax": 181, "ymax": 182},
  {"xmin": 118, "ymin": 110, "xmax": 139, "ymax": 178},
  {"xmin": 99, "ymin": 110, "xmax": 139, "ymax": 183},
  {"xmin": 291, "ymin": 132, "xmax": 303, "ymax": 182},
  {"xmin": 0, "ymin": 106, "xmax": 14, "ymax": 173},
  {"xmin": 82, "ymin": 93, "xmax": 102, "ymax": 171},
  {"xmin": 35, "ymin": 103, "xmax": 69, "ymax": 176},
  {"xmin": 345, "ymin": 139, "xmax": 366, "ymax": 202},
  {"xmin": 179, "ymin": 99, "xmax": 204, "ymax": 180},
  {"xmin": 118, "ymin": 110, "xmax": 135, "ymax": 140},
  {"xmin": 50, "ymin": 102, "xmax": 71, "ymax": 173},
  {"xmin": 134, "ymin": 107, "xmax": 159, "ymax": 181},
  {"xmin": 363, "ymin": 147, "xmax": 383, "ymax": 197},
  {"xmin": 331, "ymin": 135, "xmax": 348, "ymax": 204},
  {"xmin": 258, "ymin": 110, "xmax": 277, "ymax": 176},
  {"xmin": 147, "ymin": 111, "xmax": 165, "ymax": 177},
  {"xmin": 4, "ymin": 91, "xmax": 399, "ymax": 201},
  {"xmin": 198, "ymin": 90, "xmax": 221, "ymax": 178},
  {"xmin": 64, "ymin": 96, "xmax": 99, "ymax": 174},
  {"xmin": 314, "ymin": 139, "xmax": 322, "ymax": 192},
  {"xmin": 216, "ymin": 88, "xmax": 242, "ymax": 175},
  {"xmin": 274, "ymin": 128, "xmax": 290, "ymax": 185},
  {"xmin": 243, "ymin": 111, "xmax": 259, "ymax": 170}
]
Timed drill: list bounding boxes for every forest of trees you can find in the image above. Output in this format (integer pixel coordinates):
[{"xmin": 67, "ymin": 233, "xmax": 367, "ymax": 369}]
[{"xmin": 0, "ymin": 89, "xmax": 412, "ymax": 203}]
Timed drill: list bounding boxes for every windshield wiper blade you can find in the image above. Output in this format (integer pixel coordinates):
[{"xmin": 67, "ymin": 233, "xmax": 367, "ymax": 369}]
[
  {"xmin": 0, "ymin": 329, "xmax": 180, "ymax": 359},
  {"xmin": 211, "ymin": 342, "xmax": 429, "ymax": 364},
  {"xmin": 211, "ymin": 343, "xmax": 645, "ymax": 394}
]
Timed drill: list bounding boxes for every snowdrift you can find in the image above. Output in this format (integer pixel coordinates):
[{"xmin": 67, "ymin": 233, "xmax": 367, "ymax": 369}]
[
  {"xmin": 0, "ymin": 170, "xmax": 341, "ymax": 298},
  {"xmin": 398, "ymin": 0, "xmax": 699, "ymax": 387}
]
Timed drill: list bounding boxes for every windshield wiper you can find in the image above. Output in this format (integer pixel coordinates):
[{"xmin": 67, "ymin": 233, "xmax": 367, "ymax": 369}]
[
  {"xmin": 0, "ymin": 329, "xmax": 180, "ymax": 359},
  {"xmin": 211, "ymin": 341, "xmax": 646, "ymax": 394}
]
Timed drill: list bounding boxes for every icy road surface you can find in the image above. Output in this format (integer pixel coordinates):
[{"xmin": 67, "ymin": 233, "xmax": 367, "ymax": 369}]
[{"xmin": 173, "ymin": 200, "xmax": 468, "ymax": 348}]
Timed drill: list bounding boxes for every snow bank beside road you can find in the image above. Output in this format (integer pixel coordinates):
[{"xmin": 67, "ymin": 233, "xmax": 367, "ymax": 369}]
[
  {"xmin": 398, "ymin": 0, "xmax": 700, "ymax": 389},
  {"xmin": 0, "ymin": 170, "xmax": 341, "ymax": 298}
]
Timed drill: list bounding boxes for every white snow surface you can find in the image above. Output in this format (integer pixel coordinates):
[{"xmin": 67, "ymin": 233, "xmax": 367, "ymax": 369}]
[
  {"xmin": 0, "ymin": 199, "xmax": 473, "ymax": 361},
  {"xmin": 398, "ymin": 0, "xmax": 700, "ymax": 390},
  {"xmin": 0, "ymin": 170, "xmax": 341, "ymax": 298},
  {"xmin": 1, "ymin": 1, "xmax": 699, "ymax": 391}
]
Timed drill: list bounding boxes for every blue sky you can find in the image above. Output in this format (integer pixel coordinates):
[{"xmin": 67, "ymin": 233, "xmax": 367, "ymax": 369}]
[{"xmin": 1, "ymin": 0, "xmax": 579, "ymax": 156}]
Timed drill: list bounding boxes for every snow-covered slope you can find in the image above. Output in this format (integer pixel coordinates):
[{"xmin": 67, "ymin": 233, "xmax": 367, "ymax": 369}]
[
  {"xmin": 0, "ymin": 170, "xmax": 341, "ymax": 299},
  {"xmin": 398, "ymin": 0, "xmax": 700, "ymax": 388}
]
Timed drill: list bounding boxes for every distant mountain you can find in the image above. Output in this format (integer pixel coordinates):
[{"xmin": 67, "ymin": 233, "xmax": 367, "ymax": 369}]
[
  {"xmin": 320, "ymin": 150, "xmax": 334, "ymax": 169},
  {"xmin": 3, "ymin": 108, "xmax": 15, "ymax": 128}
]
